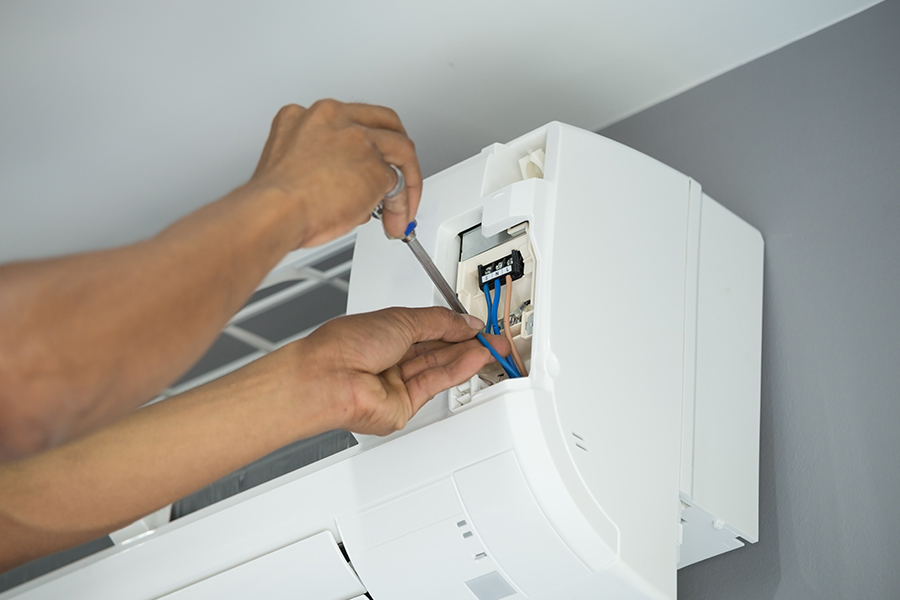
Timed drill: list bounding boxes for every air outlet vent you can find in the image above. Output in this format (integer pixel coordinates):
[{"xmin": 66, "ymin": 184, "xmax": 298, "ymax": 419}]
[{"xmin": 152, "ymin": 236, "xmax": 355, "ymax": 403}]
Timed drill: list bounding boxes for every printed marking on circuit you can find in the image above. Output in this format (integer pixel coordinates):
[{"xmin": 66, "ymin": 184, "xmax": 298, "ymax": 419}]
[{"xmin": 478, "ymin": 249, "xmax": 524, "ymax": 286}]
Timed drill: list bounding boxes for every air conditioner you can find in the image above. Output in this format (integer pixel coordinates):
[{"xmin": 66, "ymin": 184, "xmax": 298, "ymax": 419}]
[{"xmin": 5, "ymin": 122, "xmax": 763, "ymax": 600}]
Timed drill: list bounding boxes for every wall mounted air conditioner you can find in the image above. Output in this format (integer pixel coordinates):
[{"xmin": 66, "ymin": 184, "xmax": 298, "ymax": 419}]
[{"xmin": 4, "ymin": 122, "xmax": 763, "ymax": 600}]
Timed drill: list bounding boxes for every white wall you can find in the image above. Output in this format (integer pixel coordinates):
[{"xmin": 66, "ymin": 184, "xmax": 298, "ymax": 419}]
[{"xmin": 0, "ymin": 0, "xmax": 879, "ymax": 262}]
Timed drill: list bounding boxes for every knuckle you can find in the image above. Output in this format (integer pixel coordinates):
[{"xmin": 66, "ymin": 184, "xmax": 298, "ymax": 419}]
[
  {"xmin": 275, "ymin": 103, "xmax": 303, "ymax": 121},
  {"xmin": 422, "ymin": 351, "xmax": 440, "ymax": 370},
  {"xmin": 439, "ymin": 306, "xmax": 459, "ymax": 327},
  {"xmin": 373, "ymin": 103, "xmax": 399, "ymax": 123},
  {"xmin": 421, "ymin": 307, "xmax": 449, "ymax": 334},
  {"xmin": 422, "ymin": 305, "xmax": 443, "ymax": 318},
  {"xmin": 311, "ymin": 98, "xmax": 341, "ymax": 118},
  {"xmin": 381, "ymin": 307, "xmax": 419, "ymax": 347},
  {"xmin": 417, "ymin": 371, "xmax": 441, "ymax": 400},
  {"xmin": 477, "ymin": 345, "xmax": 493, "ymax": 363}
]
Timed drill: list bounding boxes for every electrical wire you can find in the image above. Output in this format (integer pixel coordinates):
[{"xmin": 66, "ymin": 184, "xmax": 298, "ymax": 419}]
[
  {"xmin": 503, "ymin": 274, "xmax": 528, "ymax": 376},
  {"xmin": 506, "ymin": 353, "xmax": 522, "ymax": 378},
  {"xmin": 495, "ymin": 277, "xmax": 518, "ymax": 372},
  {"xmin": 492, "ymin": 279, "xmax": 502, "ymax": 335},
  {"xmin": 476, "ymin": 333, "xmax": 520, "ymax": 379},
  {"xmin": 483, "ymin": 283, "xmax": 493, "ymax": 334},
  {"xmin": 491, "ymin": 279, "xmax": 501, "ymax": 335},
  {"xmin": 480, "ymin": 281, "xmax": 521, "ymax": 378}
]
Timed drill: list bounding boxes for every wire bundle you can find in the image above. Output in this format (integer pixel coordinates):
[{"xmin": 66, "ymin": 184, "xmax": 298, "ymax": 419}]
[
  {"xmin": 501, "ymin": 275, "xmax": 528, "ymax": 377},
  {"xmin": 481, "ymin": 278, "xmax": 527, "ymax": 379}
]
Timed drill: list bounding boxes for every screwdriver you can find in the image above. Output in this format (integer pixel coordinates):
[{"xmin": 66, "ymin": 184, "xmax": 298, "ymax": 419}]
[
  {"xmin": 371, "ymin": 209, "xmax": 467, "ymax": 314},
  {"xmin": 372, "ymin": 166, "xmax": 521, "ymax": 378}
]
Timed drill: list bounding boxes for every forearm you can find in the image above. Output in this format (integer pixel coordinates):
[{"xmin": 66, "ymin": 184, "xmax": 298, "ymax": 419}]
[
  {"xmin": 0, "ymin": 306, "xmax": 497, "ymax": 572},
  {"xmin": 0, "ymin": 100, "xmax": 423, "ymax": 459},
  {"xmin": 0, "ymin": 183, "xmax": 302, "ymax": 457},
  {"xmin": 0, "ymin": 340, "xmax": 333, "ymax": 572}
]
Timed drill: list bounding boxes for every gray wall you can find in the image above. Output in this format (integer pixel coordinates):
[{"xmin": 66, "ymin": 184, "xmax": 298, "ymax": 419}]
[{"xmin": 601, "ymin": 1, "xmax": 900, "ymax": 598}]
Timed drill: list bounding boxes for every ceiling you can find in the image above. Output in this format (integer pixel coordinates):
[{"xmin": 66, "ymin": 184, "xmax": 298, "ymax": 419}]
[{"xmin": 0, "ymin": 0, "xmax": 880, "ymax": 263}]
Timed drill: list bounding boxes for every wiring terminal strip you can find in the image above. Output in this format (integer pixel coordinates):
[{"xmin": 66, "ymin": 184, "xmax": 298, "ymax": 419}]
[{"xmin": 451, "ymin": 223, "xmax": 535, "ymax": 407}]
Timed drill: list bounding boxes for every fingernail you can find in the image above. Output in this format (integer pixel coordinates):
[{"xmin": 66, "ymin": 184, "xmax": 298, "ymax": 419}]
[{"xmin": 464, "ymin": 314, "xmax": 484, "ymax": 330}]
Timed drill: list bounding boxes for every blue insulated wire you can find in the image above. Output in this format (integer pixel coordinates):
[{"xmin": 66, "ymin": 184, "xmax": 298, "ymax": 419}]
[
  {"xmin": 505, "ymin": 358, "xmax": 521, "ymax": 378},
  {"xmin": 483, "ymin": 283, "xmax": 493, "ymax": 334},
  {"xmin": 476, "ymin": 333, "xmax": 519, "ymax": 379},
  {"xmin": 492, "ymin": 278, "xmax": 502, "ymax": 335},
  {"xmin": 479, "ymin": 281, "xmax": 519, "ymax": 378}
]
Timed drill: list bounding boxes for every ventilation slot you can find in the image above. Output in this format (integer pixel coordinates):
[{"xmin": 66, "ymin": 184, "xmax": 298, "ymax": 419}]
[
  {"xmin": 572, "ymin": 432, "xmax": 588, "ymax": 452},
  {"xmin": 152, "ymin": 238, "xmax": 354, "ymax": 403},
  {"xmin": 337, "ymin": 541, "xmax": 351, "ymax": 563},
  {"xmin": 160, "ymin": 235, "xmax": 359, "ymax": 520}
]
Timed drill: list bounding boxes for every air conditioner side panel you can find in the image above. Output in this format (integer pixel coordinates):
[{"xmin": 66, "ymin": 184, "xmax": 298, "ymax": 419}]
[{"xmin": 689, "ymin": 195, "xmax": 764, "ymax": 542}]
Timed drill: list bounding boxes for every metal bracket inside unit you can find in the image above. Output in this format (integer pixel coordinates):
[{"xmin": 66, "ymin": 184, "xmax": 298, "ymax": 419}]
[{"xmin": 459, "ymin": 223, "xmax": 526, "ymax": 262}]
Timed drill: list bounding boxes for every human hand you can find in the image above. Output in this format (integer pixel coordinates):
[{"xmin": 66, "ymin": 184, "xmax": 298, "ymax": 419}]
[
  {"xmin": 247, "ymin": 99, "xmax": 422, "ymax": 245},
  {"xmin": 269, "ymin": 307, "xmax": 510, "ymax": 436}
]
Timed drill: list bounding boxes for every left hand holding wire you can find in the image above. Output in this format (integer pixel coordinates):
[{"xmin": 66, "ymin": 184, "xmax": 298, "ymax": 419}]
[{"xmin": 271, "ymin": 307, "xmax": 511, "ymax": 436}]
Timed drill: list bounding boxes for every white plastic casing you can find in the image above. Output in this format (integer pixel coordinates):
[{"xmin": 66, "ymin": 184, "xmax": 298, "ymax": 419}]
[
  {"xmin": 347, "ymin": 122, "xmax": 763, "ymax": 597},
  {"xmin": 3, "ymin": 123, "xmax": 762, "ymax": 600}
]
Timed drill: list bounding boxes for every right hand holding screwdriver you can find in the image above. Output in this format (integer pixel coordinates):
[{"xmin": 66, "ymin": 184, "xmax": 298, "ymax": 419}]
[{"xmin": 245, "ymin": 99, "xmax": 422, "ymax": 246}]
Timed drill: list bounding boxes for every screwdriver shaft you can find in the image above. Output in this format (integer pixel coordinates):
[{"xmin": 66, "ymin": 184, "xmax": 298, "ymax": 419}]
[{"xmin": 403, "ymin": 233, "xmax": 468, "ymax": 315}]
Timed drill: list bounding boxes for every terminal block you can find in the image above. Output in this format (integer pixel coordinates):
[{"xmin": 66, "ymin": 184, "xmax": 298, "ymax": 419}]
[{"xmin": 477, "ymin": 249, "xmax": 524, "ymax": 287}]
